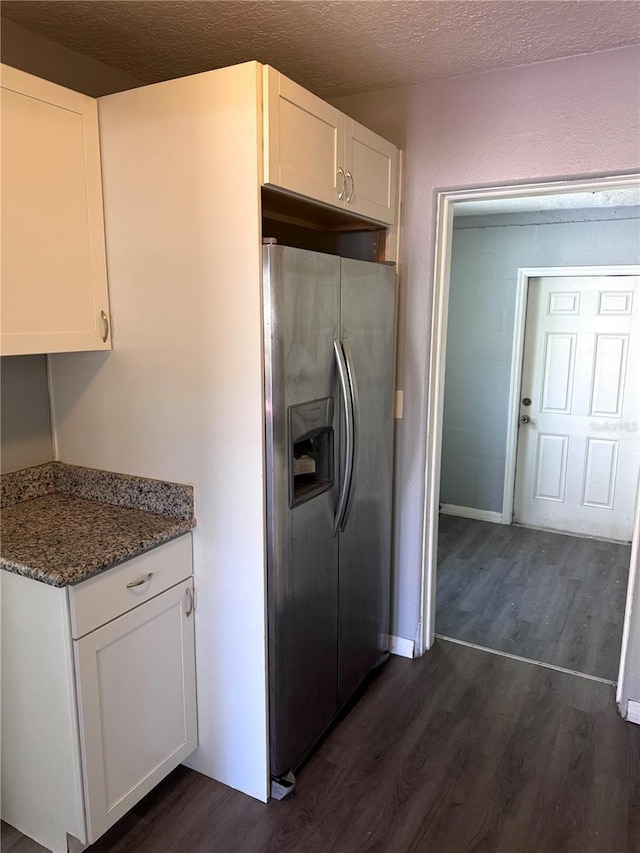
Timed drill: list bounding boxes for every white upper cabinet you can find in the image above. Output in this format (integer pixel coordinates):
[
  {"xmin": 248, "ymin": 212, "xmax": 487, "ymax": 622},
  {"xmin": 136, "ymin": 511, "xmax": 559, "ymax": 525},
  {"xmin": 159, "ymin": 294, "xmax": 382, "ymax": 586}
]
[
  {"xmin": 263, "ymin": 67, "xmax": 399, "ymax": 225},
  {"xmin": 1, "ymin": 65, "xmax": 111, "ymax": 356}
]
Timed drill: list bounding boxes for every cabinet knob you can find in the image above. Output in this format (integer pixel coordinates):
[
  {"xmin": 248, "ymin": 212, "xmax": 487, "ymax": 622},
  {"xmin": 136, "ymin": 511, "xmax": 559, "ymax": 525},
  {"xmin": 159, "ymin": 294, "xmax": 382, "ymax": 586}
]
[{"xmin": 101, "ymin": 310, "xmax": 110, "ymax": 343}]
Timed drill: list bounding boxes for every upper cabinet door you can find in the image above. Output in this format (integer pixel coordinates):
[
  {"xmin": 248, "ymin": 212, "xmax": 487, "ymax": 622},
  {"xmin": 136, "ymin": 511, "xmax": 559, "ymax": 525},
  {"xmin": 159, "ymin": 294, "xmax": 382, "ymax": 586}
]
[
  {"xmin": 344, "ymin": 119, "xmax": 398, "ymax": 226},
  {"xmin": 263, "ymin": 66, "xmax": 346, "ymax": 209},
  {"xmin": 1, "ymin": 65, "xmax": 111, "ymax": 356}
]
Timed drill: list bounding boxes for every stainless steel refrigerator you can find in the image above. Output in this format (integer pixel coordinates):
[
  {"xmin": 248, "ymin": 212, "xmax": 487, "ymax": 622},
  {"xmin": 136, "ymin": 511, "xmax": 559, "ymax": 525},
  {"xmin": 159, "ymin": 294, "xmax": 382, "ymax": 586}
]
[{"xmin": 263, "ymin": 243, "xmax": 396, "ymax": 790}]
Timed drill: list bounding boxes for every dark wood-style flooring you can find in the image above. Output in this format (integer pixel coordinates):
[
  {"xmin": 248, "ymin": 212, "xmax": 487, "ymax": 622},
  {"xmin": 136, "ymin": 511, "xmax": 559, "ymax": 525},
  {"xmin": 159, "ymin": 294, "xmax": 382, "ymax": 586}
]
[
  {"xmin": 436, "ymin": 515, "xmax": 631, "ymax": 681},
  {"xmin": 4, "ymin": 640, "xmax": 640, "ymax": 853}
]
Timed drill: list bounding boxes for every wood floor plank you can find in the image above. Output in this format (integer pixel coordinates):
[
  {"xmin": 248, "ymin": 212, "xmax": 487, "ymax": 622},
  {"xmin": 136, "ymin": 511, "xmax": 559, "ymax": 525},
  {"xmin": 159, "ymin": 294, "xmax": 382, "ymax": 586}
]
[{"xmin": 0, "ymin": 823, "xmax": 48, "ymax": 853}]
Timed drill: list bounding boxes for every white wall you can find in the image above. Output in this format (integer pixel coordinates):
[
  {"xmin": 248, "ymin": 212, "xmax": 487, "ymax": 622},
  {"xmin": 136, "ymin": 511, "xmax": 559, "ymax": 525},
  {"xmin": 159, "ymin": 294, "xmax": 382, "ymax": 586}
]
[
  {"xmin": 334, "ymin": 44, "xmax": 640, "ymax": 645},
  {"xmin": 441, "ymin": 210, "xmax": 640, "ymax": 514}
]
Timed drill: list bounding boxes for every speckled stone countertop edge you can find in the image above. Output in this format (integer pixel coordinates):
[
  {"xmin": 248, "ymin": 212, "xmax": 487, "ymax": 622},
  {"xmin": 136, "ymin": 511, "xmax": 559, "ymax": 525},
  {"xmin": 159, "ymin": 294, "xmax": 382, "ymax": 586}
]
[
  {"xmin": 1, "ymin": 463, "xmax": 196, "ymax": 588},
  {"xmin": 1, "ymin": 461, "xmax": 194, "ymax": 520},
  {"xmin": 0, "ymin": 517, "xmax": 196, "ymax": 588}
]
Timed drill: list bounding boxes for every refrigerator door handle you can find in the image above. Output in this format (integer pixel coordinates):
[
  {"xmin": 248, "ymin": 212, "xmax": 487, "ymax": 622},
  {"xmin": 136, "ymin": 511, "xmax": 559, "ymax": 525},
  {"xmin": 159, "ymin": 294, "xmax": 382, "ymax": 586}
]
[
  {"xmin": 333, "ymin": 338, "xmax": 354, "ymax": 536},
  {"xmin": 339, "ymin": 338, "xmax": 359, "ymax": 532}
]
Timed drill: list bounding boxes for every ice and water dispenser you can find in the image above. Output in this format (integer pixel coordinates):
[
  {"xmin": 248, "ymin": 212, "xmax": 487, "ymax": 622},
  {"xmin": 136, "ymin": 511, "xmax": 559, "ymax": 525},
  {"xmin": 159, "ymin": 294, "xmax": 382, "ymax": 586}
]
[{"xmin": 288, "ymin": 397, "xmax": 334, "ymax": 508}]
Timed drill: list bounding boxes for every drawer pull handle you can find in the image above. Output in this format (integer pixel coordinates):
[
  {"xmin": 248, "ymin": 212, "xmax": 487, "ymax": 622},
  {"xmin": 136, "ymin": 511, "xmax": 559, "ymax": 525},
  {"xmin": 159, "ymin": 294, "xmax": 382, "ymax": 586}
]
[
  {"xmin": 186, "ymin": 587, "xmax": 194, "ymax": 617},
  {"xmin": 126, "ymin": 572, "xmax": 153, "ymax": 589}
]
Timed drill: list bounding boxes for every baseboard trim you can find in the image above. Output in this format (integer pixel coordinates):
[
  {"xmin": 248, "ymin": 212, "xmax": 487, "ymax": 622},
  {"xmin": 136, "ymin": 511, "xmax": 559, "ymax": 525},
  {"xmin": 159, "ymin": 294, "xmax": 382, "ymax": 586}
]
[
  {"xmin": 626, "ymin": 700, "xmax": 640, "ymax": 725},
  {"xmin": 389, "ymin": 635, "xmax": 414, "ymax": 658},
  {"xmin": 440, "ymin": 504, "xmax": 503, "ymax": 524},
  {"xmin": 512, "ymin": 521, "xmax": 629, "ymax": 545}
]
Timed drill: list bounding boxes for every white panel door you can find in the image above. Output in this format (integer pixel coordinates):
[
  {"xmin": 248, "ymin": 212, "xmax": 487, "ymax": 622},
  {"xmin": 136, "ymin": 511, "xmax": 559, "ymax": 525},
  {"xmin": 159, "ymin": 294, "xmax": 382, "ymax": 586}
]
[
  {"xmin": 74, "ymin": 579, "xmax": 197, "ymax": 843},
  {"xmin": 514, "ymin": 276, "xmax": 640, "ymax": 541}
]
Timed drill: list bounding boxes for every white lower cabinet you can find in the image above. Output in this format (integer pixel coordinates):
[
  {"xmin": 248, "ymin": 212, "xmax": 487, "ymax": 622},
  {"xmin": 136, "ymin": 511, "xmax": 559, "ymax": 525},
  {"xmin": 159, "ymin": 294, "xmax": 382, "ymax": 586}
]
[
  {"xmin": 75, "ymin": 577, "xmax": 197, "ymax": 842},
  {"xmin": 0, "ymin": 535, "xmax": 197, "ymax": 853}
]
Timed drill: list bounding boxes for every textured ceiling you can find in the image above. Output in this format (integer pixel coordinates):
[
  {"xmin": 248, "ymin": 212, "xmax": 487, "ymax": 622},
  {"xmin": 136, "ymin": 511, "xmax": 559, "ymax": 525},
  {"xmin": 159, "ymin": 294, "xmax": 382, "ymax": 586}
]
[{"xmin": 2, "ymin": 1, "xmax": 639, "ymax": 98}]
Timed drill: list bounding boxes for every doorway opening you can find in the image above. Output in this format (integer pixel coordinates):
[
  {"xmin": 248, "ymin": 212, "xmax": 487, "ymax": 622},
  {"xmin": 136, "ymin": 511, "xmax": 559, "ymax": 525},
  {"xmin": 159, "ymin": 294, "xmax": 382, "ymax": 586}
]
[{"xmin": 421, "ymin": 175, "xmax": 640, "ymax": 702}]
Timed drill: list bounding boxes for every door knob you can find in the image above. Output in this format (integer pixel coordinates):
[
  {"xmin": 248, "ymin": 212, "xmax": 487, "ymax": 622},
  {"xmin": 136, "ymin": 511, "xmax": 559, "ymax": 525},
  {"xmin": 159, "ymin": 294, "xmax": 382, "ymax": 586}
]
[{"xmin": 519, "ymin": 415, "xmax": 530, "ymax": 425}]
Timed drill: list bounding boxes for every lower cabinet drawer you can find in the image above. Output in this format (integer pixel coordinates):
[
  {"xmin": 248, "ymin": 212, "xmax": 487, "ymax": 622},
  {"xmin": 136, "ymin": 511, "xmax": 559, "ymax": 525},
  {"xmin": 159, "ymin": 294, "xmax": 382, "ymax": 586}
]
[{"xmin": 68, "ymin": 534, "xmax": 193, "ymax": 639}]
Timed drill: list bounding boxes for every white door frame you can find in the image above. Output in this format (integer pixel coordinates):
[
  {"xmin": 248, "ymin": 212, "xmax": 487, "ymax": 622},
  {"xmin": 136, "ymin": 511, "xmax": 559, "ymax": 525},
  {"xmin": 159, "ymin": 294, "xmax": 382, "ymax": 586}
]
[
  {"xmin": 617, "ymin": 472, "xmax": 640, "ymax": 716},
  {"xmin": 502, "ymin": 264, "xmax": 640, "ymax": 526},
  {"xmin": 421, "ymin": 172, "xmax": 640, "ymax": 665}
]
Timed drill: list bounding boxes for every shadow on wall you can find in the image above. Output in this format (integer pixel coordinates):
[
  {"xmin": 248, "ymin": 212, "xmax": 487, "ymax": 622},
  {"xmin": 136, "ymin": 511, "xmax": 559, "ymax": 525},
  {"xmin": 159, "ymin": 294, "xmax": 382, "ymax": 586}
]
[{"xmin": 1, "ymin": 355, "xmax": 54, "ymax": 472}]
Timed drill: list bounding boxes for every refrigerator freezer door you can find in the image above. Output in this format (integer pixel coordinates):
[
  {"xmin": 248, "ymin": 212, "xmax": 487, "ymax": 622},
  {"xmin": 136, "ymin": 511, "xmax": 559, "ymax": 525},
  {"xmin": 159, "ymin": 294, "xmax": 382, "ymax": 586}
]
[
  {"xmin": 338, "ymin": 258, "xmax": 396, "ymax": 705},
  {"xmin": 263, "ymin": 245, "xmax": 341, "ymax": 778}
]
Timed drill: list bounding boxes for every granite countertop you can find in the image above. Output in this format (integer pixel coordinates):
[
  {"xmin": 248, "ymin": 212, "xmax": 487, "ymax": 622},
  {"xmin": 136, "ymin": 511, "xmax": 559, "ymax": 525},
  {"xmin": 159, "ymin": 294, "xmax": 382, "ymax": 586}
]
[{"xmin": 1, "ymin": 462, "xmax": 196, "ymax": 587}]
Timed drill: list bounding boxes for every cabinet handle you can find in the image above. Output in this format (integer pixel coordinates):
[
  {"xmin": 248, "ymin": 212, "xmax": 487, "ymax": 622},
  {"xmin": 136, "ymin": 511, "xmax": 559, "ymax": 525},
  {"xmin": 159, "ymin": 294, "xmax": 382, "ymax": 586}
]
[
  {"xmin": 126, "ymin": 572, "xmax": 153, "ymax": 589},
  {"xmin": 186, "ymin": 586, "xmax": 194, "ymax": 617},
  {"xmin": 337, "ymin": 167, "xmax": 346, "ymax": 201},
  {"xmin": 101, "ymin": 310, "xmax": 110, "ymax": 343},
  {"xmin": 345, "ymin": 171, "xmax": 354, "ymax": 203}
]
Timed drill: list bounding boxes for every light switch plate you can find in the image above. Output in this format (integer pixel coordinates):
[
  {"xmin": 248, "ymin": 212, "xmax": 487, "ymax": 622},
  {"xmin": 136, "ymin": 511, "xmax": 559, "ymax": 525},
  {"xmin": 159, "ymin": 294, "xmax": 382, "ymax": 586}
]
[{"xmin": 395, "ymin": 390, "xmax": 404, "ymax": 419}]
